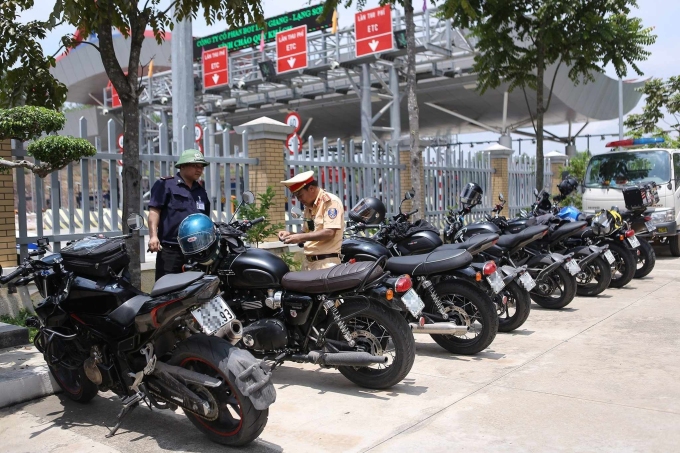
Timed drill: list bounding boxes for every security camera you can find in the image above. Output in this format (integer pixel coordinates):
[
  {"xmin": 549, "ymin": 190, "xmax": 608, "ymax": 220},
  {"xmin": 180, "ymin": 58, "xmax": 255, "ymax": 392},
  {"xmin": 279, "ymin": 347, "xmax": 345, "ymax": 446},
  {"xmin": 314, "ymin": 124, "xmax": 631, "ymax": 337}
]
[
  {"xmin": 237, "ymin": 79, "xmax": 246, "ymax": 90},
  {"xmin": 160, "ymin": 96, "xmax": 168, "ymax": 105},
  {"xmin": 215, "ymin": 99, "xmax": 223, "ymax": 108},
  {"xmin": 102, "ymin": 108, "xmax": 109, "ymax": 116},
  {"xmin": 330, "ymin": 60, "xmax": 340, "ymax": 70}
]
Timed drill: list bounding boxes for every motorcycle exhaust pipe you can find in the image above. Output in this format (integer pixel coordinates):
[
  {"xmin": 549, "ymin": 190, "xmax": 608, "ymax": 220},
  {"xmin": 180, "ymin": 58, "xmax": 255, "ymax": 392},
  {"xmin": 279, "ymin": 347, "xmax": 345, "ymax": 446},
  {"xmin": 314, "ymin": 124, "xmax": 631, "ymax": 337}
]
[
  {"xmin": 215, "ymin": 319, "xmax": 243, "ymax": 345},
  {"xmin": 292, "ymin": 351, "xmax": 388, "ymax": 366},
  {"xmin": 409, "ymin": 322, "xmax": 468, "ymax": 336}
]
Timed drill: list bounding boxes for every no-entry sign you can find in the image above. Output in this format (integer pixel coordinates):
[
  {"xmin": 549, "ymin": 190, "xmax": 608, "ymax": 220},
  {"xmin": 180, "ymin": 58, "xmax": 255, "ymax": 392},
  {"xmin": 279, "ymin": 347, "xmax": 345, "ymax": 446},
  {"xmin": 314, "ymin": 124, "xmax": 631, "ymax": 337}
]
[
  {"xmin": 285, "ymin": 112, "xmax": 302, "ymax": 133},
  {"xmin": 354, "ymin": 5, "xmax": 394, "ymax": 58},
  {"xmin": 203, "ymin": 47, "xmax": 229, "ymax": 89},
  {"xmin": 276, "ymin": 25, "xmax": 308, "ymax": 74}
]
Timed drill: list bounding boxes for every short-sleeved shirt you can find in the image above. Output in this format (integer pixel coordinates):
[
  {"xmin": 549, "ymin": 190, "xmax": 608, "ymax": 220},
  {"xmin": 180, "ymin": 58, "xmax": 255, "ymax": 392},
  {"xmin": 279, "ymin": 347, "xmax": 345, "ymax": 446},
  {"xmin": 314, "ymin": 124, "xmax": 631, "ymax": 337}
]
[
  {"xmin": 302, "ymin": 188, "xmax": 344, "ymax": 255},
  {"xmin": 149, "ymin": 172, "xmax": 210, "ymax": 245}
]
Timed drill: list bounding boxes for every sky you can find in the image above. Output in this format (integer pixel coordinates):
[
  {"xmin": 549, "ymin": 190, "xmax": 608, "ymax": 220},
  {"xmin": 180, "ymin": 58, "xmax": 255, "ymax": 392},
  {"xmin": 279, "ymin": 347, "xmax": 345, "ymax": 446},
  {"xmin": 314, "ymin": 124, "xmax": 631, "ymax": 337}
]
[{"xmin": 21, "ymin": 0, "xmax": 680, "ymax": 157}]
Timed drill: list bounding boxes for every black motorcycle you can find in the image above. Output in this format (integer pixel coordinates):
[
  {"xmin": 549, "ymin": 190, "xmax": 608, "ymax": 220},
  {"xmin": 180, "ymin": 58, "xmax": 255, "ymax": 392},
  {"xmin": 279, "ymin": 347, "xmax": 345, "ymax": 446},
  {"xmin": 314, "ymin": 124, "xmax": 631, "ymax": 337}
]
[
  {"xmin": 0, "ymin": 215, "xmax": 275, "ymax": 447},
  {"xmin": 619, "ymin": 207, "xmax": 657, "ymax": 278},
  {"xmin": 341, "ymin": 192, "xmax": 501, "ymax": 353},
  {"xmin": 183, "ymin": 193, "xmax": 418, "ymax": 390}
]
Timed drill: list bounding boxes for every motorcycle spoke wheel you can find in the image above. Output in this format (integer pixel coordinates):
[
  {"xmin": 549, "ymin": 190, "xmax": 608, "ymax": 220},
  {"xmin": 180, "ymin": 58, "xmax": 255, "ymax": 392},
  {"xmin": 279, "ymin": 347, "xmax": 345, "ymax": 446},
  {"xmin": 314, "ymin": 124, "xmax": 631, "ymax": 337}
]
[
  {"xmin": 440, "ymin": 294, "xmax": 482, "ymax": 341},
  {"xmin": 345, "ymin": 316, "xmax": 396, "ymax": 372},
  {"xmin": 534, "ymin": 274, "xmax": 565, "ymax": 300}
]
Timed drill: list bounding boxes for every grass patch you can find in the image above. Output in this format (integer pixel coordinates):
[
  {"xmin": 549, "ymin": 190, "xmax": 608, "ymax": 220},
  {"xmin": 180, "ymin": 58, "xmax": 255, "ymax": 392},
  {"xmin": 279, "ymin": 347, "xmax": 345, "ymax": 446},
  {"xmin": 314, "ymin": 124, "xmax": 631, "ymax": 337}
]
[{"xmin": 0, "ymin": 309, "xmax": 38, "ymax": 343}]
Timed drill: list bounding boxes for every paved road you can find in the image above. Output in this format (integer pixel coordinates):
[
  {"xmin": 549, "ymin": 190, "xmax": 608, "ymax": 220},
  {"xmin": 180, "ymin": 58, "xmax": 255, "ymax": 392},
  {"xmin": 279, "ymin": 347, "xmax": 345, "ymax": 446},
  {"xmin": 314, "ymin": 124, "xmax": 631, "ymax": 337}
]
[{"xmin": 2, "ymin": 248, "xmax": 679, "ymax": 452}]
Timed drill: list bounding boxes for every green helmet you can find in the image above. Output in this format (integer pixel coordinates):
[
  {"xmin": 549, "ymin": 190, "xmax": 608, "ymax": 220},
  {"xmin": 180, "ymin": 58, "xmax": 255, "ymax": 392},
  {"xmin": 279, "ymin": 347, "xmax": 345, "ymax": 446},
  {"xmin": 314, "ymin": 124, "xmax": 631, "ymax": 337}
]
[{"xmin": 175, "ymin": 149, "xmax": 209, "ymax": 168}]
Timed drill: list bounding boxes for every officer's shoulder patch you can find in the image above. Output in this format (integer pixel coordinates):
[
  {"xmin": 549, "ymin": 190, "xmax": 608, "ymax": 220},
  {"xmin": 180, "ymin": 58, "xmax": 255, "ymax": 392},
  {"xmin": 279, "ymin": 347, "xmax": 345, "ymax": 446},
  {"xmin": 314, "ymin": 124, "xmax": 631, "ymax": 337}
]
[
  {"xmin": 321, "ymin": 193, "xmax": 331, "ymax": 203},
  {"xmin": 327, "ymin": 208, "xmax": 338, "ymax": 219},
  {"xmin": 160, "ymin": 175, "xmax": 174, "ymax": 180}
]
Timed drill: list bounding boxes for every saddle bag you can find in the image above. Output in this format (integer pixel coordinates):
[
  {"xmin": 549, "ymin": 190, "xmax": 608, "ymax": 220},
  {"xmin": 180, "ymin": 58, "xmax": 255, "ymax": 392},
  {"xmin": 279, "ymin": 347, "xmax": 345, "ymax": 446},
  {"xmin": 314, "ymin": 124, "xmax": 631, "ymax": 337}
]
[{"xmin": 60, "ymin": 237, "xmax": 130, "ymax": 279}]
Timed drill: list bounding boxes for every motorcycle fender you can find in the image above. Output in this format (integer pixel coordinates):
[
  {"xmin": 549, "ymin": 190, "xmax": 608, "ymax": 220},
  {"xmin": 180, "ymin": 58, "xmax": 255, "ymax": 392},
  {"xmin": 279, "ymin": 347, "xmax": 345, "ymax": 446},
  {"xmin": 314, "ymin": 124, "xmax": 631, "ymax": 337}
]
[
  {"xmin": 526, "ymin": 254, "xmax": 561, "ymax": 281},
  {"xmin": 225, "ymin": 348, "xmax": 276, "ymax": 410},
  {"xmin": 526, "ymin": 253, "xmax": 555, "ymax": 268},
  {"xmin": 436, "ymin": 275, "xmax": 494, "ymax": 307},
  {"xmin": 500, "ymin": 265, "xmax": 520, "ymax": 285}
]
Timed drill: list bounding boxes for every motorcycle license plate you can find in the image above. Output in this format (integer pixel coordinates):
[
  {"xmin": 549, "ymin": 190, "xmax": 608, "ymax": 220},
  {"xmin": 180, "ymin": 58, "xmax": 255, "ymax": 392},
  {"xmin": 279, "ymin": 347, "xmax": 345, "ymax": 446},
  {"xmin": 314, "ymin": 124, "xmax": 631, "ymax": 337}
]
[
  {"xmin": 604, "ymin": 250, "xmax": 616, "ymax": 264},
  {"xmin": 565, "ymin": 259, "xmax": 581, "ymax": 276},
  {"xmin": 627, "ymin": 235, "xmax": 640, "ymax": 248},
  {"xmin": 518, "ymin": 272, "xmax": 536, "ymax": 292},
  {"xmin": 645, "ymin": 221, "xmax": 656, "ymax": 232},
  {"xmin": 487, "ymin": 270, "xmax": 506, "ymax": 294},
  {"xmin": 401, "ymin": 289, "xmax": 425, "ymax": 318},
  {"xmin": 192, "ymin": 295, "xmax": 236, "ymax": 336}
]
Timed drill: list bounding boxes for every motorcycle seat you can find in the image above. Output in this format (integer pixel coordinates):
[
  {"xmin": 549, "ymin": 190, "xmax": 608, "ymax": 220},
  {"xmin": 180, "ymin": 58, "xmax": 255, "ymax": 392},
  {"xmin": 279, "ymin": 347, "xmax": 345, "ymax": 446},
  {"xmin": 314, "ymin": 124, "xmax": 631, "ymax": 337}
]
[
  {"xmin": 436, "ymin": 233, "xmax": 499, "ymax": 256},
  {"xmin": 151, "ymin": 271, "xmax": 205, "ymax": 297},
  {"xmin": 547, "ymin": 221, "xmax": 587, "ymax": 243},
  {"xmin": 497, "ymin": 225, "xmax": 548, "ymax": 249},
  {"xmin": 385, "ymin": 249, "xmax": 473, "ymax": 276},
  {"xmin": 108, "ymin": 294, "xmax": 153, "ymax": 326},
  {"xmin": 281, "ymin": 261, "xmax": 383, "ymax": 294}
]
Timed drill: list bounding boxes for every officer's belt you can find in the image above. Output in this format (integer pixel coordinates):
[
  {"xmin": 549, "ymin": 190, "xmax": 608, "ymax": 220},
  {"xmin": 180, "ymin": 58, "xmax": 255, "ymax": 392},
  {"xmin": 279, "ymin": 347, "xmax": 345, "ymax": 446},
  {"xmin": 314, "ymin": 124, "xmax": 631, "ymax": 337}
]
[
  {"xmin": 161, "ymin": 242, "xmax": 182, "ymax": 251},
  {"xmin": 305, "ymin": 253, "xmax": 340, "ymax": 261}
]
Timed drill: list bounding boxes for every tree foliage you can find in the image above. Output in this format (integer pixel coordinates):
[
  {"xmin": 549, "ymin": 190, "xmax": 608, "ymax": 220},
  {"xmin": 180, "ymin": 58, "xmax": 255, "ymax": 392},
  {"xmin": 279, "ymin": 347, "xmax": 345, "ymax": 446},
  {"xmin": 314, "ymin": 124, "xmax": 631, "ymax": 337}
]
[
  {"xmin": 236, "ymin": 186, "xmax": 284, "ymax": 247},
  {"xmin": 625, "ymin": 76, "xmax": 680, "ymax": 143},
  {"xmin": 440, "ymin": 0, "xmax": 656, "ymax": 191},
  {"xmin": 0, "ymin": 0, "xmax": 68, "ymax": 109},
  {"xmin": 559, "ymin": 150, "xmax": 591, "ymax": 209}
]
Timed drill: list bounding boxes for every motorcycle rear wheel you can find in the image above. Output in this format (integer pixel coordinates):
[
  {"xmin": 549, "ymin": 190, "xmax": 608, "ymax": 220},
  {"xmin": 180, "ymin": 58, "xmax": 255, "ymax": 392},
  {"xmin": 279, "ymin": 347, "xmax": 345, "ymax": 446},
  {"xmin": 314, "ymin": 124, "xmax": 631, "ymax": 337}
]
[
  {"xmin": 530, "ymin": 264, "xmax": 576, "ymax": 309},
  {"xmin": 169, "ymin": 335, "xmax": 268, "ymax": 447},
  {"xmin": 496, "ymin": 281, "xmax": 531, "ymax": 332},
  {"xmin": 429, "ymin": 281, "xmax": 499, "ymax": 355},
  {"xmin": 607, "ymin": 241, "xmax": 636, "ymax": 288},
  {"xmin": 634, "ymin": 238, "xmax": 656, "ymax": 279},
  {"xmin": 575, "ymin": 256, "xmax": 612, "ymax": 297},
  {"xmin": 332, "ymin": 300, "xmax": 416, "ymax": 390}
]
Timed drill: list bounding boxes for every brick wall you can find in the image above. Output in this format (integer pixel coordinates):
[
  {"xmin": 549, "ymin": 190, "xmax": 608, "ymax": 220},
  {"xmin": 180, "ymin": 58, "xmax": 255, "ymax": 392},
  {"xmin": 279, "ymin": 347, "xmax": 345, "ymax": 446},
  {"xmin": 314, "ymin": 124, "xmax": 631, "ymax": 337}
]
[
  {"xmin": 490, "ymin": 156, "xmax": 510, "ymax": 208},
  {"xmin": 247, "ymin": 138, "xmax": 286, "ymax": 241},
  {"xmin": 0, "ymin": 140, "xmax": 16, "ymax": 267}
]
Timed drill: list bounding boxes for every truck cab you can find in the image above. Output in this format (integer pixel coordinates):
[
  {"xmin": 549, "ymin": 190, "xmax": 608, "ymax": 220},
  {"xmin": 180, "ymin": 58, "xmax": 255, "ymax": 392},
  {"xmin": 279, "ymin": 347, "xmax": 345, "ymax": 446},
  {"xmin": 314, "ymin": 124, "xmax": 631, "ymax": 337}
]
[{"xmin": 582, "ymin": 147, "xmax": 680, "ymax": 256}]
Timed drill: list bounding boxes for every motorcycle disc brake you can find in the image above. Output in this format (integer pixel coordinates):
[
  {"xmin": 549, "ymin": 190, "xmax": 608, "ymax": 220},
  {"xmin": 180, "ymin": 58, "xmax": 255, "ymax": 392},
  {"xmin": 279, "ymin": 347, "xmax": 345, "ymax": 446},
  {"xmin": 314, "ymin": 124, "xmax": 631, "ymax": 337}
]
[
  {"xmin": 443, "ymin": 305, "xmax": 471, "ymax": 328},
  {"xmin": 350, "ymin": 330, "xmax": 383, "ymax": 356}
]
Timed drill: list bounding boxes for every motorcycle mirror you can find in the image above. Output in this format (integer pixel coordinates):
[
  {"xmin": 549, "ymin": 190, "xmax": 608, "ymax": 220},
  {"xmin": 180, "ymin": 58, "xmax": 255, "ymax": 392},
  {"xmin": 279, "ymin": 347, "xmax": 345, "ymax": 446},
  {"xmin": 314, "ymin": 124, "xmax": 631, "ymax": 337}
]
[
  {"xmin": 499, "ymin": 193, "xmax": 505, "ymax": 202},
  {"xmin": 405, "ymin": 189, "xmax": 415, "ymax": 200},
  {"xmin": 290, "ymin": 207, "xmax": 302, "ymax": 219},
  {"xmin": 533, "ymin": 188, "xmax": 539, "ymax": 198},
  {"xmin": 242, "ymin": 191, "xmax": 255, "ymax": 204},
  {"xmin": 126, "ymin": 213, "xmax": 145, "ymax": 231}
]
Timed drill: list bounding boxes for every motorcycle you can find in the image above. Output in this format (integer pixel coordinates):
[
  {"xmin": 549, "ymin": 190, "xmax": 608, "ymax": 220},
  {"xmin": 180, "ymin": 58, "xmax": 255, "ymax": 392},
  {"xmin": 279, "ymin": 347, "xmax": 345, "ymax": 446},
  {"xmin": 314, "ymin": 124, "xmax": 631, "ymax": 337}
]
[
  {"xmin": 343, "ymin": 190, "xmax": 531, "ymax": 335},
  {"xmin": 181, "ymin": 192, "xmax": 418, "ymax": 390},
  {"xmin": 618, "ymin": 207, "xmax": 657, "ymax": 278},
  {"xmin": 0, "ymin": 215, "xmax": 275, "ymax": 447},
  {"xmin": 445, "ymin": 191, "xmax": 581, "ymax": 309}
]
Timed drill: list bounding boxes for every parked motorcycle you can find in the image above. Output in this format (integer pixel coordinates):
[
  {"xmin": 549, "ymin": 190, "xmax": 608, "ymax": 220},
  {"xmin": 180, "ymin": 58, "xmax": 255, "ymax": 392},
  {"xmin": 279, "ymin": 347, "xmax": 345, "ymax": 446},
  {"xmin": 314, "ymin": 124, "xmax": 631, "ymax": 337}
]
[
  {"xmin": 179, "ymin": 193, "xmax": 418, "ymax": 390},
  {"xmin": 0, "ymin": 215, "xmax": 275, "ymax": 447},
  {"xmin": 619, "ymin": 207, "xmax": 657, "ymax": 278}
]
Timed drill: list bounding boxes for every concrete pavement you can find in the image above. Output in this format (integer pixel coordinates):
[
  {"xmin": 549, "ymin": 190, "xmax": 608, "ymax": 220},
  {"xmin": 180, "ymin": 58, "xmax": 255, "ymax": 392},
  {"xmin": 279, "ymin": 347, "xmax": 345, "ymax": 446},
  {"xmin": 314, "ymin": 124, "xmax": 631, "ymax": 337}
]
[{"xmin": 1, "ymin": 249, "xmax": 679, "ymax": 452}]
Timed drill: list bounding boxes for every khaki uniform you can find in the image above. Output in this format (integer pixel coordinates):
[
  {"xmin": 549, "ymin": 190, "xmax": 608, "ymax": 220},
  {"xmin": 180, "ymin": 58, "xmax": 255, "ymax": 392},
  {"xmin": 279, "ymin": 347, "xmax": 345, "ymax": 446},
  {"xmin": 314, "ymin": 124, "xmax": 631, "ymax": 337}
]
[{"xmin": 302, "ymin": 188, "xmax": 344, "ymax": 271}]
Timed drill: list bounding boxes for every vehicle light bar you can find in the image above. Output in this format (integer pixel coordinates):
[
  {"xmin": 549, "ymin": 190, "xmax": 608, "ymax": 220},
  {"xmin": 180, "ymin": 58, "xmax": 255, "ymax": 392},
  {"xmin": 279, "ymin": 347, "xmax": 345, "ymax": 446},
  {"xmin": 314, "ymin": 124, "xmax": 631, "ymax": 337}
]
[{"xmin": 605, "ymin": 137, "xmax": 665, "ymax": 148}]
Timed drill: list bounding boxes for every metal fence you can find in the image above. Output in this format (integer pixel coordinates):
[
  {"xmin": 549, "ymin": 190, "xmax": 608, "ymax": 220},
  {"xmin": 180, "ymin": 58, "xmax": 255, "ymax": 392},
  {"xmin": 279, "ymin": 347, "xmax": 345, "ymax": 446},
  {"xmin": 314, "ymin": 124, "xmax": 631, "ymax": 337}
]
[
  {"xmin": 508, "ymin": 155, "xmax": 554, "ymax": 218},
  {"xmin": 423, "ymin": 146, "xmax": 493, "ymax": 229},
  {"xmin": 285, "ymin": 139, "xmax": 403, "ymax": 232},
  {"xmin": 13, "ymin": 118, "xmax": 254, "ymax": 260}
]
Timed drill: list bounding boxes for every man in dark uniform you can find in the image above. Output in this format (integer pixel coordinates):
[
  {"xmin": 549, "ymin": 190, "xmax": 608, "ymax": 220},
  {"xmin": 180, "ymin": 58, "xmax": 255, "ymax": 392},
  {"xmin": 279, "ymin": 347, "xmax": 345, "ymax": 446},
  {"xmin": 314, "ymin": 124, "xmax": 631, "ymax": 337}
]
[{"xmin": 148, "ymin": 149, "xmax": 210, "ymax": 280}]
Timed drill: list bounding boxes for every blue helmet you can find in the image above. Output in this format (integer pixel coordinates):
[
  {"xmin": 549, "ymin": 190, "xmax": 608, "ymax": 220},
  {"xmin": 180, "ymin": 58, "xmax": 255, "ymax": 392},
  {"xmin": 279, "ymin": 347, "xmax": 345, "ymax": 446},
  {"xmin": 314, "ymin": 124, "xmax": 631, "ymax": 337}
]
[
  {"xmin": 178, "ymin": 213, "xmax": 219, "ymax": 265},
  {"xmin": 557, "ymin": 206, "xmax": 581, "ymax": 221}
]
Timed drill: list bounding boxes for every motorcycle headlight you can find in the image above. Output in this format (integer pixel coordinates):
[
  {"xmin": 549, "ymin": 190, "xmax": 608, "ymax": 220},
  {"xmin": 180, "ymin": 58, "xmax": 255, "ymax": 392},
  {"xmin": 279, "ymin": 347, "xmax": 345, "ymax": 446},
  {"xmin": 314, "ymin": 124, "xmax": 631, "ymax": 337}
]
[{"xmin": 650, "ymin": 208, "xmax": 675, "ymax": 225}]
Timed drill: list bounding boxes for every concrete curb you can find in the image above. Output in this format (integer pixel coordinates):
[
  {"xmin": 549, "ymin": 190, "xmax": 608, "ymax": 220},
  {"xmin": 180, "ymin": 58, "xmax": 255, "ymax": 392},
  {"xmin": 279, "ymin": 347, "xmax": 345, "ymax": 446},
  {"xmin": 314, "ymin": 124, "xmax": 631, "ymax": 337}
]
[
  {"xmin": 0, "ymin": 346, "xmax": 60, "ymax": 408},
  {"xmin": 0, "ymin": 323, "xmax": 29, "ymax": 349}
]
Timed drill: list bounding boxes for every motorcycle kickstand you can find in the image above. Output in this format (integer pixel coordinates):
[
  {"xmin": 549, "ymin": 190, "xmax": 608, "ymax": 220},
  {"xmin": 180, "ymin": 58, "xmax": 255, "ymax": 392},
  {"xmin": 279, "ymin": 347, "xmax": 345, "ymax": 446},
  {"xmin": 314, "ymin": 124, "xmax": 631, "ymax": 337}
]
[
  {"xmin": 268, "ymin": 352, "xmax": 287, "ymax": 372},
  {"xmin": 106, "ymin": 391, "xmax": 144, "ymax": 438}
]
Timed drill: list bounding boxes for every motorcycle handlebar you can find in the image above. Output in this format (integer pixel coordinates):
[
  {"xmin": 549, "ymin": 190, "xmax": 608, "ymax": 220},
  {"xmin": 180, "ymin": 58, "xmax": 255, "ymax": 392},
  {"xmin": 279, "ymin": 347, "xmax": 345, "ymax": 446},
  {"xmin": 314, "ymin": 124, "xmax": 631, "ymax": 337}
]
[
  {"xmin": 250, "ymin": 216, "xmax": 266, "ymax": 225},
  {"xmin": 0, "ymin": 265, "xmax": 26, "ymax": 285},
  {"xmin": 406, "ymin": 209, "xmax": 419, "ymax": 217}
]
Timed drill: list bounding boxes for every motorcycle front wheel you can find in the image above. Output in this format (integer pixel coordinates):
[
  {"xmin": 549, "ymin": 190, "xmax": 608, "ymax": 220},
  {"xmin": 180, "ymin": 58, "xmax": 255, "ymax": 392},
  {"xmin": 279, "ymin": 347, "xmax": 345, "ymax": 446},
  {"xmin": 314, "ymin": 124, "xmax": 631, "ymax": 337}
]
[
  {"xmin": 331, "ymin": 300, "xmax": 416, "ymax": 390},
  {"xmin": 496, "ymin": 281, "xmax": 531, "ymax": 332},
  {"xmin": 428, "ymin": 281, "xmax": 499, "ymax": 355},
  {"xmin": 169, "ymin": 335, "xmax": 268, "ymax": 447}
]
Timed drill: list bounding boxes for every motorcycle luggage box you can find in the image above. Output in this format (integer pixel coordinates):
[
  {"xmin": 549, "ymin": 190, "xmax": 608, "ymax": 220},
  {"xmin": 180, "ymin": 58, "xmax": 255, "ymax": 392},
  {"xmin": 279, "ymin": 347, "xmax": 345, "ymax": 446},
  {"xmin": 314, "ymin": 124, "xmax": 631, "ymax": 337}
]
[{"xmin": 61, "ymin": 237, "xmax": 129, "ymax": 279}]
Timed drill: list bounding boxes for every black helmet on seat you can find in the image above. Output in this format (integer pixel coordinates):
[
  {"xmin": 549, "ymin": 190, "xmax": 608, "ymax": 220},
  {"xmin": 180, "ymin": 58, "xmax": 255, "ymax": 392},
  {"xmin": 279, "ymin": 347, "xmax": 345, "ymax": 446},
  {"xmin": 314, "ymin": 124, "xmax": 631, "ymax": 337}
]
[
  {"xmin": 459, "ymin": 182, "xmax": 483, "ymax": 208},
  {"xmin": 349, "ymin": 197, "xmax": 386, "ymax": 224},
  {"xmin": 558, "ymin": 176, "xmax": 579, "ymax": 197}
]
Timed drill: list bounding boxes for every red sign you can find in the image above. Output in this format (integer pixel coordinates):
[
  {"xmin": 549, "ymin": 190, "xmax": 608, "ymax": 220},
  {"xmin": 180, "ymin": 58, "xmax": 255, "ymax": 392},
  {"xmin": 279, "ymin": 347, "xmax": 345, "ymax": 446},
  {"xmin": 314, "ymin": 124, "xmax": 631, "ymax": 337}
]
[
  {"xmin": 286, "ymin": 133, "xmax": 302, "ymax": 153},
  {"xmin": 285, "ymin": 112, "xmax": 302, "ymax": 133},
  {"xmin": 354, "ymin": 5, "xmax": 394, "ymax": 58},
  {"xmin": 117, "ymin": 133, "xmax": 124, "ymax": 151},
  {"xmin": 194, "ymin": 123, "xmax": 203, "ymax": 142},
  {"xmin": 276, "ymin": 25, "xmax": 308, "ymax": 74},
  {"xmin": 107, "ymin": 81, "xmax": 121, "ymax": 108},
  {"xmin": 117, "ymin": 150, "xmax": 123, "ymax": 167},
  {"xmin": 203, "ymin": 47, "xmax": 229, "ymax": 89}
]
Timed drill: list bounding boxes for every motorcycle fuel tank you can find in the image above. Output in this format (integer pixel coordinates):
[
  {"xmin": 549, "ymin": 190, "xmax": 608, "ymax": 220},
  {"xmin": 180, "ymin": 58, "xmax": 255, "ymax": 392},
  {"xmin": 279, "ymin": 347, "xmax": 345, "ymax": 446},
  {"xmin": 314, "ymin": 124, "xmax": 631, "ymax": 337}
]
[
  {"xmin": 341, "ymin": 237, "xmax": 392, "ymax": 261},
  {"xmin": 457, "ymin": 222, "xmax": 502, "ymax": 241},
  {"xmin": 396, "ymin": 230, "xmax": 443, "ymax": 255},
  {"xmin": 219, "ymin": 248, "xmax": 289, "ymax": 289}
]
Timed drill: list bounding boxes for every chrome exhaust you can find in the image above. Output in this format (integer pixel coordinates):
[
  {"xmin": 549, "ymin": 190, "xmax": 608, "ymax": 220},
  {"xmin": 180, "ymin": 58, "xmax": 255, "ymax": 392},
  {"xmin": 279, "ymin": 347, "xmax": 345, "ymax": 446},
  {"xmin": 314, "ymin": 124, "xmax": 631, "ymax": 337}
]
[
  {"xmin": 409, "ymin": 322, "xmax": 468, "ymax": 336},
  {"xmin": 215, "ymin": 319, "xmax": 243, "ymax": 344}
]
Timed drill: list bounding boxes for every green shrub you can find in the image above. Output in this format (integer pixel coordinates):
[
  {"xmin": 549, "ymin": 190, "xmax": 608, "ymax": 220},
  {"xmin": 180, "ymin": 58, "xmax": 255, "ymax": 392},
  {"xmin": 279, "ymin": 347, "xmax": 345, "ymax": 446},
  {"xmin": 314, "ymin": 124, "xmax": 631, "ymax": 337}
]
[
  {"xmin": 27, "ymin": 135, "xmax": 96, "ymax": 168},
  {"xmin": 0, "ymin": 106, "xmax": 65, "ymax": 141}
]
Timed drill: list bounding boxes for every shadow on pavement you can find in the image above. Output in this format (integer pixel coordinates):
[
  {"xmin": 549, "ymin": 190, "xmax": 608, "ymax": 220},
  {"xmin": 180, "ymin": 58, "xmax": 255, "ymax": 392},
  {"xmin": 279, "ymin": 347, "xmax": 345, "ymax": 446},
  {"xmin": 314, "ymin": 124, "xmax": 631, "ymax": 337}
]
[{"xmin": 24, "ymin": 392, "xmax": 282, "ymax": 453}]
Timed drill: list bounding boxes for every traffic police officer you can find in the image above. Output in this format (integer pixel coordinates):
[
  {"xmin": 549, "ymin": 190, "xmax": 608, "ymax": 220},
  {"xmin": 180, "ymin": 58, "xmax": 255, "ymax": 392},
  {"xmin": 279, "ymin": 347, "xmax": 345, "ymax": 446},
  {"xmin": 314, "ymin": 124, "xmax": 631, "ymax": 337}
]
[
  {"xmin": 278, "ymin": 171, "xmax": 345, "ymax": 271},
  {"xmin": 148, "ymin": 149, "xmax": 210, "ymax": 280}
]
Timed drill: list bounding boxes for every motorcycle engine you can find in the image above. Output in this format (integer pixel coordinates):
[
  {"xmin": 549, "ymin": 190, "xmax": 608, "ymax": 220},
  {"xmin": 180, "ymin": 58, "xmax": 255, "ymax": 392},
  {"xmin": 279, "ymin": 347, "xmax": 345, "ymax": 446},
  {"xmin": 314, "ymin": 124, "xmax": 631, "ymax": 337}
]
[{"xmin": 241, "ymin": 318, "xmax": 288, "ymax": 351}]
